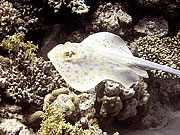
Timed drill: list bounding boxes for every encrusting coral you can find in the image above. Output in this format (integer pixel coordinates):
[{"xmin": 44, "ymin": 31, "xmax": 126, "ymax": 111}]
[
  {"xmin": 0, "ymin": 33, "xmax": 66, "ymax": 104},
  {"xmin": 136, "ymin": 30, "xmax": 180, "ymax": 79},
  {"xmin": 48, "ymin": 0, "xmax": 89, "ymax": 14},
  {"xmin": 0, "ymin": 0, "xmax": 41, "ymax": 37}
]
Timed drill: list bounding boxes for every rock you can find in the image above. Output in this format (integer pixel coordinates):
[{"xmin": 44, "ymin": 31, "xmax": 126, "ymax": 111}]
[
  {"xmin": 0, "ymin": 119, "xmax": 35, "ymax": 135},
  {"xmin": 39, "ymin": 24, "xmax": 67, "ymax": 60},
  {"xmin": 134, "ymin": 16, "xmax": 168, "ymax": 37}
]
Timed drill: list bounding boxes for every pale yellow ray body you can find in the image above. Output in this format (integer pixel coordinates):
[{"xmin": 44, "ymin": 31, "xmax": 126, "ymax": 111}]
[{"xmin": 48, "ymin": 32, "xmax": 180, "ymax": 92}]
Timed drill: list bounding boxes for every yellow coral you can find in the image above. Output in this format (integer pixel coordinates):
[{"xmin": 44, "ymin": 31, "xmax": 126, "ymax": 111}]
[
  {"xmin": 0, "ymin": 32, "xmax": 38, "ymax": 59},
  {"xmin": 38, "ymin": 104, "xmax": 97, "ymax": 135}
]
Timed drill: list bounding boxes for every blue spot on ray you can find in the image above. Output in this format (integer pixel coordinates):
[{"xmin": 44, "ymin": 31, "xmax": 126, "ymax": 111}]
[
  {"xmin": 75, "ymin": 70, "xmax": 78, "ymax": 74},
  {"xmin": 84, "ymin": 72, "xmax": 88, "ymax": 75},
  {"xmin": 83, "ymin": 55, "xmax": 87, "ymax": 60},
  {"xmin": 121, "ymin": 73, "xmax": 124, "ymax": 77},
  {"xmin": 94, "ymin": 64, "xmax": 98, "ymax": 67},
  {"xmin": 99, "ymin": 68, "xmax": 103, "ymax": 71},
  {"xmin": 78, "ymin": 63, "xmax": 82, "ymax": 67}
]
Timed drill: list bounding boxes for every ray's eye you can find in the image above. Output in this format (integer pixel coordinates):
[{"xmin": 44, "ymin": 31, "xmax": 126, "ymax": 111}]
[{"xmin": 64, "ymin": 51, "xmax": 76, "ymax": 58}]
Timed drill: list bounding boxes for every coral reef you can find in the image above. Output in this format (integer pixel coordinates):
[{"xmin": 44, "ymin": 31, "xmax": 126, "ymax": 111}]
[
  {"xmin": 86, "ymin": 2, "xmax": 132, "ymax": 37},
  {"xmin": 47, "ymin": 0, "xmax": 89, "ymax": 14},
  {"xmin": 0, "ymin": 119, "xmax": 35, "ymax": 135},
  {"xmin": 96, "ymin": 79, "xmax": 149, "ymax": 126},
  {"xmin": 0, "ymin": 0, "xmax": 41, "ymax": 37},
  {"xmin": 134, "ymin": 16, "xmax": 168, "ymax": 37},
  {"xmin": 39, "ymin": 87, "xmax": 103, "ymax": 135},
  {"xmin": 0, "ymin": 33, "xmax": 67, "ymax": 104},
  {"xmin": 136, "ymin": 31, "xmax": 180, "ymax": 79}
]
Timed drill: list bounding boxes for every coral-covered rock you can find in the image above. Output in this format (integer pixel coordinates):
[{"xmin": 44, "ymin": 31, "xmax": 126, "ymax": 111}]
[
  {"xmin": 47, "ymin": 0, "xmax": 89, "ymax": 14},
  {"xmin": 0, "ymin": 119, "xmax": 35, "ymax": 135},
  {"xmin": 28, "ymin": 111, "xmax": 44, "ymax": 129},
  {"xmin": 0, "ymin": 0, "xmax": 41, "ymax": 37},
  {"xmin": 86, "ymin": 2, "xmax": 132, "ymax": 38},
  {"xmin": 0, "ymin": 33, "xmax": 67, "ymax": 104},
  {"xmin": 0, "ymin": 103, "xmax": 25, "ymax": 123},
  {"xmin": 96, "ymin": 79, "xmax": 149, "ymax": 126},
  {"xmin": 134, "ymin": 16, "xmax": 168, "ymax": 37},
  {"xmin": 39, "ymin": 87, "xmax": 103, "ymax": 135}
]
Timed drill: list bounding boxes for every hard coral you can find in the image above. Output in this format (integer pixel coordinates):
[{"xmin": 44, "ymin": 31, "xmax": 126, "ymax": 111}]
[
  {"xmin": 38, "ymin": 103, "xmax": 102, "ymax": 135},
  {"xmin": 48, "ymin": 0, "xmax": 89, "ymax": 14},
  {"xmin": 0, "ymin": 0, "xmax": 41, "ymax": 37},
  {"xmin": 86, "ymin": 2, "xmax": 132, "ymax": 37},
  {"xmin": 0, "ymin": 32, "xmax": 38, "ymax": 59},
  {"xmin": 96, "ymin": 79, "xmax": 149, "ymax": 126},
  {"xmin": 136, "ymin": 31, "xmax": 180, "ymax": 79},
  {"xmin": 0, "ymin": 33, "xmax": 66, "ymax": 104},
  {"xmin": 0, "ymin": 103, "xmax": 25, "ymax": 123},
  {"xmin": 43, "ymin": 88, "xmax": 99, "ymax": 130},
  {"xmin": 0, "ymin": 119, "xmax": 35, "ymax": 135},
  {"xmin": 134, "ymin": 16, "xmax": 168, "ymax": 37}
]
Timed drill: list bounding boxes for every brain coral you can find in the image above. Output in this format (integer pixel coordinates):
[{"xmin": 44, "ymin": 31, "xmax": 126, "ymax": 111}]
[
  {"xmin": 0, "ymin": 0, "xmax": 41, "ymax": 37},
  {"xmin": 136, "ymin": 31, "xmax": 180, "ymax": 79}
]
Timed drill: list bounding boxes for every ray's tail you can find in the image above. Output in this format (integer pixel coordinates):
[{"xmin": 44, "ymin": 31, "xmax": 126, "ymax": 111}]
[{"xmin": 132, "ymin": 56, "xmax": 180, "ymax": 76}]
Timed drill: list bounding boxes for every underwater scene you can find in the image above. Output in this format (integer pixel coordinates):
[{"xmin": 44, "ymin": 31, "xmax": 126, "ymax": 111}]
[{"xmin": 0, "ymin": 0, "xmax": 180, "ymax": 135}]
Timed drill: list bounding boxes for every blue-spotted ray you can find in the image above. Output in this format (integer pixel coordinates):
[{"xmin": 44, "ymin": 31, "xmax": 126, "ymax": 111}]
[{"xmin": 48, "ymin": 32, "xmax": 180, "ymax": 92}]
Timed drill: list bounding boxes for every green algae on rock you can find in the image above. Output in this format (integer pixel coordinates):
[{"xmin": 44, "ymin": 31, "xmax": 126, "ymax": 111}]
[{"xmin": 136, "ymin": 31, "xmax": 180, "ymax": 79}]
